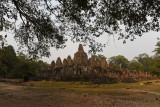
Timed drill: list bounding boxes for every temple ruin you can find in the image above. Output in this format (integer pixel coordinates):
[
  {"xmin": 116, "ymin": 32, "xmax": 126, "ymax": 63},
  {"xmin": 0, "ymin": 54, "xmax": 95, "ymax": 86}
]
[{"xmin": 38, "ymin": 44, "xmax": 156, "ymax": 83}]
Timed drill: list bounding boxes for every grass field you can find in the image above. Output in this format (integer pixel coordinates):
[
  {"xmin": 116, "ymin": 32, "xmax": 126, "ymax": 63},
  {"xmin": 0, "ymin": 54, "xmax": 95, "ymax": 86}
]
[{"xmin": 0, "ymin": 79, "xmax": 160, "ymax": 107}]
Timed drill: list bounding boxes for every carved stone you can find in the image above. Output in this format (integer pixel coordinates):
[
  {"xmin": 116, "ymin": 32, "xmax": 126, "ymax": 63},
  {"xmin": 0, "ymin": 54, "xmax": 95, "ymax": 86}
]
[
  {"xmin": 67, "ymin": 55, "xmax": 73, "ymax": 66},
  {"xmin": 109, "ymin": 62, "xmax": 114, "ymax": 69},
  {"xmin": 39, "ymin": 44, "xmax": 157, "ymax": 82},
  {"xmin": 63, "ymin": 58, "xmax": 68, "ymax": 67},
  {"xmin": 50, "ymin": 60, "xmax": 55, "ymax": 70},
  {"xmin": 74, "ymin": 44, "xmax": 88, "ymax": 66},
  {"xmin": 90, "ymin": 55, "xmax": 96, "ymax": 68},
  {"xmin": 55, "ymin": 57, "xmax": 62, "ymax": 68},
  {"xmin": 95, "ymin": 58, "xmax": 100, "ymax": 68},
  {"xmin": 101, "ymin": 57, "xmax": 107, "ymax": 69}
]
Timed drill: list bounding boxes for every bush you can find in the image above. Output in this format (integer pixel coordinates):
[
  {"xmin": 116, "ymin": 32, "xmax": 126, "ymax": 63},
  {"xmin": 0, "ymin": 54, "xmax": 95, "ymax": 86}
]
[{"xmin": 12, "ymin": 60, "xmax": 38, "ymax": 81}]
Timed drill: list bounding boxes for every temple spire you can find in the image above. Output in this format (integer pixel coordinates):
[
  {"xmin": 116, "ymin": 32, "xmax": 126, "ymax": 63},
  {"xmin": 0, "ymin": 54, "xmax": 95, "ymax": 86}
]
[{"xmin": 78, "ymin": 44, "xmax": 84, "ymax": 51}]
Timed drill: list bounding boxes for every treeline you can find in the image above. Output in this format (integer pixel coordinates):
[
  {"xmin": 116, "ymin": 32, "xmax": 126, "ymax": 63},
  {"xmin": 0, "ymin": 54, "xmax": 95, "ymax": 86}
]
[
  {"xmin": 0, "ymin": 45, "xmax": 49, "ymax": 81},
  {"xmin": 108, "ymin": 54, "xmax": 160, "ymax": 78},
  {"xmin": 108, "ymin": 41, "xmax": 160, "ymax": 78},
  {"xmin": 0, "ymin": 39, "xmax": 160, "ymax": 81}
]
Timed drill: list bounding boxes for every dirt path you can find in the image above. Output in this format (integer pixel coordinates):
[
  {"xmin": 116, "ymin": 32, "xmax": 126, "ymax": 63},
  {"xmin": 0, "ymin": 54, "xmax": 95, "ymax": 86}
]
[
  {"xmin": 130, "ymin": 89, "xmax": 160, "ymax": 96},
  {"xmin": 0, "ymin": 82, "xmax": 160, "ymax": 107}
]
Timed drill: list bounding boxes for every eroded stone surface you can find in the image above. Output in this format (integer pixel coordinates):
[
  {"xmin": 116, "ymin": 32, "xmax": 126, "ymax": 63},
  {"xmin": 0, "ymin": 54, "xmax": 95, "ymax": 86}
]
[
  {"xmin": 74, "ymin": 44, "xmax": 88, "ymax": 66},
  {"xmin": 109, "ymin": 62, "xmax": 114, "ymax": 69},
  {"xmin": 101, "ymin": 57, "xmax": 107, "ymax": 69},
  {"xmin": 67, "ymin": 55, "xmax": 73, "ymax": 66},
  {"xmin": 50, "ymin": 60, "xmax": 55, "ymax": 70},
  {"xmin": 55, "ymin": 57, "xmax": 62, "ymax": 68},
  {"xmin": 63, "ymin": 58, "xmax": 68, "ymax": 67},
  {"xmin": 90, "ymin": 55, "xmax": 96, "ymax": 68},
  {"xmin": 39, "ymin": 44, "xmax": 157, "ymax": 83},
  {"xmin": 95, "ymin": 58, "xmax": 100, "ymax": 68}
]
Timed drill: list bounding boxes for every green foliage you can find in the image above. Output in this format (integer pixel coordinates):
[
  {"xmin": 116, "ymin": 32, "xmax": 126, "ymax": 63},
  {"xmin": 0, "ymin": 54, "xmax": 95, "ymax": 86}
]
[
  {"xmin": 92, "ymin": 54, "xmax": 107, "ymax": 60},
  {"xmin": 1, "ymin": 0, "xmax": 160, "ymax": 57},
  {"xmin": 153, "ymin": 41, "xmax": 160, "ymax": 58},
  {"xmin": 11, "ymin": 53, "xmax": 47, "ymax": 81},
  {"xmin": 36, "ymin": 60, "xmax": 50, "ymax": 71},
  {"xmin": 114, "ymin": 65, "xmax": 120, "ymax": 71},
  {"xmin": 133, "ymin": 53, "xmax": 154, "ymax": 72},
  {"xmin": 109, "ymin": 55, "xmax": 129, "ymax": 68},
  {"xmin": 0, "ymin": 62, "xmax": 7, "ymax": 77},
  {"xmin": 2, "ymin": 46, "xmax": 18, "ymax": 72},
  {"xmin": 129, "ymin": 60, "xmax": 143, "ymax": 71},
  {"xmin": 12, "ymin": 59, "xmax": 38, "ymax": 81},
  {"xmin": 134, "ymin": 53, "xmax": 149, "ymax": 65},
  {"xmin": 0, "ymin": 44, "xmax": 49, "ymax": 81},
  {"xmin": 149, "ymin": 59, "xmax": 160, "ymax": 78},
  {"xmin": 0, "ymin": 45, "xmax": 18, "ymax": 77}
]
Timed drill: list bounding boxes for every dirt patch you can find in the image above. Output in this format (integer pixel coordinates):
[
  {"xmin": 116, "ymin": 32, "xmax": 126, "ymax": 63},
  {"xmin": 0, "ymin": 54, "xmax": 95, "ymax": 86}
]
[{"xmin": 0, "ymin": 82, "xmax": 160, "ymax": 107}]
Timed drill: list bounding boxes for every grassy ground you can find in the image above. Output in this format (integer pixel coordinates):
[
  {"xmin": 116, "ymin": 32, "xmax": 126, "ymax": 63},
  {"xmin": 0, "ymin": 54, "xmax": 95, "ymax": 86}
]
[
  {"xmin": 24, "ymin": 80, "xmax": 160, "ymax": 94},
  {"xmin": 0, "ymin": 79, "xmax": 160, "ymax": 107}
]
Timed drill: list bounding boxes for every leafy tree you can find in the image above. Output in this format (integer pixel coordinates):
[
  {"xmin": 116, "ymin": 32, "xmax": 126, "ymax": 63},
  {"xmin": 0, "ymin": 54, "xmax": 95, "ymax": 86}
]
[
  {"xmin": 153, "ymin": 41, "xmax": 160, "ymax": 58},
  {"xmin": 134, "ymin": 53, "xmax": 149, "ymax": 64},
  {"xmin": 0, "ymin": 35, "xmax": 7, "ymax": 49},
  {"xmin": 92, "ymin": 54, "xmax": 107, "ymax": 60},
  {"xmin": 12, "ymin": 54, "xmax": 38, "ymax": 81},
  {"xmin": 0, "ymin": 45, "xmax": 18, "ymax": 77},
  {"xmin": 2, "ymin": 46, "xmax": 18, "ymax": 71},
  {"xmin": 0, "ymin": 43, "xmax": 49, "ymax": 80},
  {"xmin": 129, "ymin": 60, "xmax": 143, "ymax": 71},
  {"xmin": 36, "ymin": 60, "xmax": 50, "ymax": 72},
  {"xmin": 134, "ymin": 53, "xmax": 154, "ymax": 72},
  {"xmin": 0, "ymin": 61, "xmax": 7, "ymax": 78},
  {"xmin": 0, "ymin": 0, "xmax": 160, "ymax": 57},
  {"xmin": 109, "ymin": 55, "xmax": 129, "ymax": 68},
  {"xmin": 150, "ymin": 58, "xmax": 160, "ymax": 78},
  {"xmin": 12, "ymin": 61, "xmax": 38, "ymax": 81}
]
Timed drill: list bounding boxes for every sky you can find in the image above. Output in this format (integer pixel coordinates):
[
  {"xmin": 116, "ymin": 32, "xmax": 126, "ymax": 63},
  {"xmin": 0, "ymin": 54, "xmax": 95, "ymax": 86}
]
[
  {"xmin": 3, "ymin": 30, "xmax": 159, "ymax": 64},
  {"xmin": 40, "ymin": 31, "xmax": 159, "ymax": 63}
]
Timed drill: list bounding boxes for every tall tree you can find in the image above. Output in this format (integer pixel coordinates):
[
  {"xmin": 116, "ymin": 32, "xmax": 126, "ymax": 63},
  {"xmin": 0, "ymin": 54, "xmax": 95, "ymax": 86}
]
[
  {"xmin": 150, "ymin": 58, "xmax": 160, "ymax": 78},
  {"xmin": 129, "ymin": 60, "xmax": 143, "ymax": 71},
  {"xmin": 92, "ymin": 54, "xmax": 107, "ymax": 60},
  {"xmin": 109, "ymin": 55, "xmax": 129, "ymax": 68},
  {"xmin": 0, "ymin": 0, "xmax": 160, "ymax": 57},
  {"xmin": 0, "ymin": 45, "xmax": 18, "ymax": 77},
  {"xmin": 153, "ymin": 41, "xmax": 160, "ymax": 58},
  {"xmin": 134, "ymin": 53, "xmax": 154, "ymax": 72},
  {"xmin": 12, "ymin": 53, "xmax": 39, "ymax": 81}
]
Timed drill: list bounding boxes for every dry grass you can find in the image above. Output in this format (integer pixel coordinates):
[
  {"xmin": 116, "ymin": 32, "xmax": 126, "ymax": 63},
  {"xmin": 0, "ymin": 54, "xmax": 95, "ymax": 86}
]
[{"xmin": 0, "ymin": 79, "xmax": 160, "ymax": 107}]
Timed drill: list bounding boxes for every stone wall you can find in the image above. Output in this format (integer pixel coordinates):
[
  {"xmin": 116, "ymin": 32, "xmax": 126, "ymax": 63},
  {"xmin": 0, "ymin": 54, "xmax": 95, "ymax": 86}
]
[
  {"xmin": 39, "ymin": 44, "xmax": 157, "ymax": 83},
  {"xmin": 74, "ymin": 44, "xmax": 88, "ymax": 66}
]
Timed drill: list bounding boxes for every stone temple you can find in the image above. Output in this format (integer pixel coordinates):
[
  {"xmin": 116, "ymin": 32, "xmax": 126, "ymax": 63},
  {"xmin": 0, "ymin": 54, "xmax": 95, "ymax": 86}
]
[{"xmin": 38, "ymin": 44, "xmax": 156, "ymax": 83}]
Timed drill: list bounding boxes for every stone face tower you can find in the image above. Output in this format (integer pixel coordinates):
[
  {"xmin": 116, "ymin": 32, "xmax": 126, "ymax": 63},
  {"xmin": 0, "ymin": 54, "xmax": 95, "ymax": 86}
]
[
  {"xmin": 39, "ymin": 44, "xmax": 157, "ymax": 83},
  {"xmin": 50, "ymin": 60, "xmax": 55, "ymax": 71},
  {"xmin": 101, "ymin": 57, "xmax": 107, "ymax": 69},
  {"xmin": 63, "ymin": 58, "xmax": 68, "ymax": 67},
  {"xmin": 90, "ymin": 55, "xmax": 96, "ymax": 68},
  {"xmin": 74, "ymin": 44, "xmax": 88, "ymax": 66},
  {"xmin": 55, "ymin": 57, "xmax": 62, "ymax": 68},
  {"xmin": 67, "ymin": 55, "xmax": 73, "ymax": 66}
]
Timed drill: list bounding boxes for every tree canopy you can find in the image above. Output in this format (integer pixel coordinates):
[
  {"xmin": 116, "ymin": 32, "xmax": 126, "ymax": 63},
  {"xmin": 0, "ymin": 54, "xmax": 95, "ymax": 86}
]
[
  {"xmin": 0, "ymin": 42, "xmax": 49, "ymax": 80},
  {"xmin": 153, "ymin": 41, "xmax": 160, "ymax": 57},
  {"xmin": 109, "ymin": 55, "xmax": 129, "ymax": 68},
  {"xmin": 0, "ymin": 0, "xmax": 160, "ymax": 57}
]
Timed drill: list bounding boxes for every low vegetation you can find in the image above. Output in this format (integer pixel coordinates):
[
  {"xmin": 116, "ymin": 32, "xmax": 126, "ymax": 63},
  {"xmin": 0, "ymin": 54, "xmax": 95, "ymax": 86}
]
[{"xmin": 0, "ymin": 79, "xmax": 160, "ymax": 107}]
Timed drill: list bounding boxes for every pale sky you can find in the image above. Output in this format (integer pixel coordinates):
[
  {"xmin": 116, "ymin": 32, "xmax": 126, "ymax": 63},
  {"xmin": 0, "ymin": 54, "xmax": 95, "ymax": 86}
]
[{"xmin": 41, "ymin": 31, "xmax": 159, "ymax": 64}]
